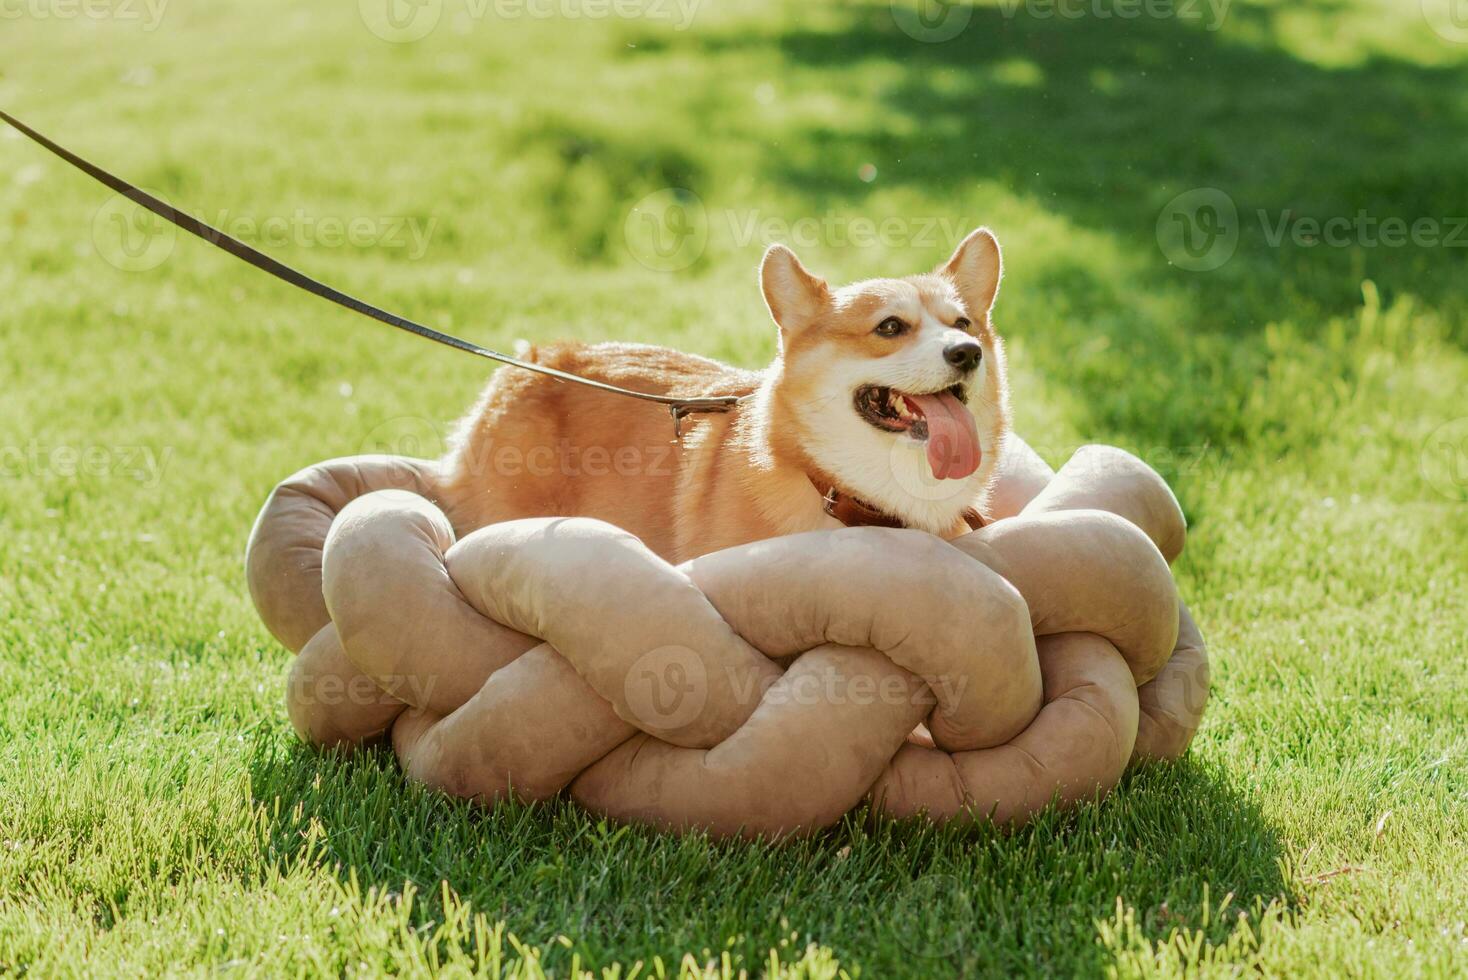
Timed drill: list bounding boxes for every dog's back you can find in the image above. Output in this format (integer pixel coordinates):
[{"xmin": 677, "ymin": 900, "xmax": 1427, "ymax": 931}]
[{"xmin": 440, "ymin": 342, "xmax": 761, "ymax": 558}]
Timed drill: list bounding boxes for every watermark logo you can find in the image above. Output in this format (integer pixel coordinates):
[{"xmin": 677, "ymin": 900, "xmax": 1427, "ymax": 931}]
[
  {"xmin": 887, "ymin": 435, "xmax": 982, "ymax": 506},
  {"xmin": 623, "ymin": 645, "xmax": 707, "ymax": 732},
  {"xmin": 1155, "ymin": 187, "xmax": 1239, "ymax": 272},
  {"xmin": 623, "ymin": 188, "xmax": 708, "ymax": 273},
  {"xmin": 1421, "ymin": 417, "xmax": 1468, "ymax": 502},
  {"xmin": 359, "ymin": 0, "xmax": 442, "ymax": 42},
  {"xmin": 92, "ymin": 191, "xmax": 176, "ymax": 273},
  {"xmin": 359, "ymin": 416, "xmax": 445, "ymax": 459},
  {"xmin": 1422, "ymin": 0, "xmax": 1468, "ymax": 43},
  {"xmin": 891, "ymin": 0, "xmax": 973, "ymax": 42}
]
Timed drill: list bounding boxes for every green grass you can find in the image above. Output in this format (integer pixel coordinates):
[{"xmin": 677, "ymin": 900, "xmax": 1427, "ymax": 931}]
[{"xmin": 2, "ymin": 0, "xmax": 1467, "ymax": 975}]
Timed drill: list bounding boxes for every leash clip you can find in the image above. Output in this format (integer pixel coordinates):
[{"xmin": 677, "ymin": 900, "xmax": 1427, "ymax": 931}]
[
  {"xmin": 669, "ymin": 396, "xmax": 741, "ymax": 441},
  {"xmin": 821, "ymin": 487, "xmax": 840, "ymax": 518}
]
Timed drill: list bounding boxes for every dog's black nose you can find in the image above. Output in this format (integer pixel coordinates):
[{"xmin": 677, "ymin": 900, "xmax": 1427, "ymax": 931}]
[{"xmin": 943, "ymin": 341, "xmax": 983, "ymax": 372}]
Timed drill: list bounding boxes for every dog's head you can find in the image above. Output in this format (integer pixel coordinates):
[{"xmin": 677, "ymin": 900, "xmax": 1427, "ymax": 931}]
[{"xmin": 759, "ymin": 228, "xmax": 1010, "ymax": 532}]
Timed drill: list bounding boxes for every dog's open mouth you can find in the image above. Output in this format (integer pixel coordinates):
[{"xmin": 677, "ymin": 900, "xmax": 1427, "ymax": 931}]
[{"xmin": 854, "ymin": 383, "xmax": 982, "ymax": 481}]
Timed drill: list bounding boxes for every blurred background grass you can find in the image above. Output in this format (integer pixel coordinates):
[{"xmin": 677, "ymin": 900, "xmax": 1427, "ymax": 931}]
[{"xmin": 1, "ymin": 0, "xmax": 1466, "ymax": 976}]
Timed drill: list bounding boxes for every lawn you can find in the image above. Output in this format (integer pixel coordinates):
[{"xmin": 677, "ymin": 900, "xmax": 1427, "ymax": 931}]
[{"xmin": 2, "ymin": 0, "xmax": 1466, "ymax": 975}]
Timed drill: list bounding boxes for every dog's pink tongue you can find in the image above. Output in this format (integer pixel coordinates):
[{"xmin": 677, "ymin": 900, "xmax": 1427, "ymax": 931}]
[{"xmin": 908, "ymin": 391, "xmax": 981, "ymax": 480}]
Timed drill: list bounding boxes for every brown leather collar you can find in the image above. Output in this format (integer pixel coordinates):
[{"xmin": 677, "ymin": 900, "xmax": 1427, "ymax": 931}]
[{"xmin": 808, "ymin": 474, "xmax": 985, "ymax": 532}]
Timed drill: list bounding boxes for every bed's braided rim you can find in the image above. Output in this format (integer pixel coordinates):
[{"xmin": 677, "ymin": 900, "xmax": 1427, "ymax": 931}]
[{"xmin": 246, "ymin": 445, "xmax": 1209, "ymax": 839}]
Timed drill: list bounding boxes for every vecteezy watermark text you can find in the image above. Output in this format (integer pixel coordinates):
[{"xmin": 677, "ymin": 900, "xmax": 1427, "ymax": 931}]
[
  {"xmin": 1157, "ymin": 187, "xmax": 1468, "ymax": 272},
  {"xmin": 995, "ymin": 0, "xmax": 1230, "ymax": 28},
  {"xmin": 92, "ymin": 192, "xmax": 438, "ymax": 272},
  {"xmin": 358, "ymin": 0, "xmax": 701, "ymax": 43},
  {"xmin": 288, "ymin": 671, "xmax": 439, "ymax": 707},
  {"xmin": 359, "ymin": 416, "xmax": 683, "ymax": 477},
  {"xmin": 1257, "ymin": 211, "xmax": 1468, "ymax": 250},
  {"xmin": 726, "ymin": 211, "xmax": 972, "ymax": 251},
  {"xmin": 890, "ymin": 0, "xmax": 1230, "ymax": 43},
  {"xmin": 1, "ymin": 442, "xmax": 172, "ymax": 487},
  {"xmin": 0, "ymin": 0, "xmax": 168, "ymax": 30},
  {"xmin": 624, "ymin": 188, "xmax": 976, "ymax": 272},
  {"xmin": 458, "ymin": 438, "xmax": 678, "ymax": 479},
  {"xmin": 622, "ymin": 647, "xmax": 961, "ymax": 733}
]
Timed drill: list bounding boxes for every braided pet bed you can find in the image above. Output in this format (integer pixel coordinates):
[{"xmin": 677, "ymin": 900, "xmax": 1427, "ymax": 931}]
[{"xmin": 246, "ymin": 438, "xmax": 1208, "ymax": 839}]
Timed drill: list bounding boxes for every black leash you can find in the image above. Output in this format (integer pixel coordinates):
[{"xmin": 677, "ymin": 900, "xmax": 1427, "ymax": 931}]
[{"xmin": 0, "ymin": 109, "xmax": 744, "ymax": 436}]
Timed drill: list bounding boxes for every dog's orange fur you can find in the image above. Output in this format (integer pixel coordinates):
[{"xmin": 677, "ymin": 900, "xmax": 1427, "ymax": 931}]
[{"xmin": 439, "ymin": 229, "xmax": 1011, "ymax": 563}]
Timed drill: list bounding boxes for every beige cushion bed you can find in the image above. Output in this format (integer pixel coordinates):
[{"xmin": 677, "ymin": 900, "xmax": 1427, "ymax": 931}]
[{"xmin": 246, "ymin": 436, "xmax": 1208, "ymax": 839}]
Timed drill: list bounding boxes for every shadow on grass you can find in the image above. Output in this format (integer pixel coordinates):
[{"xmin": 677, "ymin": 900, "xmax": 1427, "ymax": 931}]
[
  {"xmin": 701, "ymin": 4, "xmax": 1468, "ymax": 338},
  {"xmin": 249, "ymin": 736, "xmax": 1289, "ymax": 975}
]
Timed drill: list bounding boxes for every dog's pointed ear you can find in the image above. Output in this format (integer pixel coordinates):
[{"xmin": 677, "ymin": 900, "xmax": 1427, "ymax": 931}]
[
  {"xmin": 939, "ymin": 228, "xmax": 1002, "ymax": 319},
  {"xmin": 760, "ymin": 243, "xmax": 829, "ymax": 335}
]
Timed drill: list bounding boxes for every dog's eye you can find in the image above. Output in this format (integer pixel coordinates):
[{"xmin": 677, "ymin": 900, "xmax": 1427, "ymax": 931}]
[
  {"xmin": 954, "ymin": 317, "xmax": 972, "ymax": 331},
  {"xmin": 874, "ymin": 317, "xmax": 908, "ymax": 338}
]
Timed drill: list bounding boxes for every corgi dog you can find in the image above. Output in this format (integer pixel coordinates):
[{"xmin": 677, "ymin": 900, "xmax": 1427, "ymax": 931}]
[{"xmin": 438, "ymin": 228, "xmax": 1010, "ymax": 564}]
